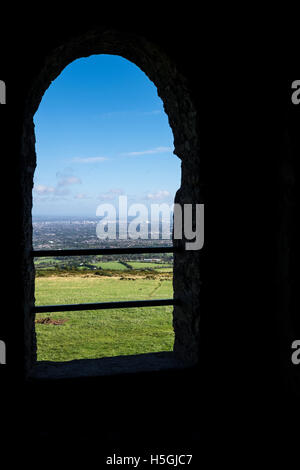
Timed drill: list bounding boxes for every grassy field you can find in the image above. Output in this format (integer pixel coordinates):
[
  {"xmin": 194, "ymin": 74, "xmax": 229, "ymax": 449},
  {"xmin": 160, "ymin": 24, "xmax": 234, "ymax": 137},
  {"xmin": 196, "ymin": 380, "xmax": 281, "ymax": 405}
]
[
  {"xmin": 35, "ymin": 272, "xmax": 174, "ymax": 361},
  {"xmin": 34, "ymin": 257, "xmax": 173, "ymax": 272},
  {"xmin": 128, "ymin": 261, "xmax": 173, "ymax": 272},
  {"xmin": 79, "ymin": 261, "xmax": 128, "ymax": 270}
]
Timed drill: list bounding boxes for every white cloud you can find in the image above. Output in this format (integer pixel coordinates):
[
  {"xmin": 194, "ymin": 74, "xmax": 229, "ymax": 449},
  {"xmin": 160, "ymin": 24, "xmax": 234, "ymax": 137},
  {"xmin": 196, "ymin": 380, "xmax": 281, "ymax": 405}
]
[
  {"xmin": 33, "ymin": 184, "xmax": 70, "ymax": 199},
  {"xmin": 56, "ymin": 168, "xmax": 74, "ymax": 178},
  {"xmin": 108, "ymin": 188, "xmax": 124, "ymax": 195},
  {"xmin": 122, "ymin": 146, "xmax": 173, "ymax": 157},
  {"xmin": 98, "ymin": 188, "xmax": 125, "ymax": 201},
  {"xmin": 34, "ymin": 184, "xmax": 56, "ymax": 195},
  {"xmin": 74, "ymin": 193, "xmax": 91, "ymax": 200},
  {"xmin": 72, "ymin": 157, "xmax": 108, "ymax": 163},
  {"xmin": 33, "ymin": 172, "xmax": 81, "ymax": 199},
  {"xmin": 146, "ymin": 190, "xmax": 171, "ymax": 201},
  {"xmin": 99, "ymin": 110, "xmax": 162, "ymax": 119},
  {"xmin": 57, "ymin": 176, "xmax": 81, "ymax": 186},
  {"xmin": 143, "ymin": 110, "xmax": 162, "ymax": 115}
]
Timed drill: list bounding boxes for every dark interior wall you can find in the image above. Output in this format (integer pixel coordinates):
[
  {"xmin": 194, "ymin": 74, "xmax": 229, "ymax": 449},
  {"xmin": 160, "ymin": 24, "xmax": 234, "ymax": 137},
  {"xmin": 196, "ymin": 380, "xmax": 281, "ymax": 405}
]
[
  {"xmin": 0, "ymin": 14, "xmax": 209, "ymax": 451},
  {"xmin": 0, "ymin": 10, "xmax": 299, "ymax": 455}
]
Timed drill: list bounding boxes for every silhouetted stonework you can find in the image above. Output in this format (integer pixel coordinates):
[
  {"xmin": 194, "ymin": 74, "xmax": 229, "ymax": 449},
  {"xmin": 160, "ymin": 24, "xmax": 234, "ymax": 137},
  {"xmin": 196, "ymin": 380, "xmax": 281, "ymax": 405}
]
[
  {"xmin": 20, "ymin": 28, "xmax": 205, "ymax": 375},
  {"xmin": 2, "ymin": 15, "xmax": 299, "ymax": 450}
]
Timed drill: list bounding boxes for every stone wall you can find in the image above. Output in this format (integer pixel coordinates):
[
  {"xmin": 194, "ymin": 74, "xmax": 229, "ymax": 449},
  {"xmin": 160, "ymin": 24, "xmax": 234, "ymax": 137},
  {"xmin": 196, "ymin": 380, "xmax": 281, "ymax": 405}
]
[
  {"xmin": 20, "ymin": 28, "xmax": 205, "ymax": 375},
  {"xmin": 1, "ymin": 11, "xmax": 299, "ymax": 449}
]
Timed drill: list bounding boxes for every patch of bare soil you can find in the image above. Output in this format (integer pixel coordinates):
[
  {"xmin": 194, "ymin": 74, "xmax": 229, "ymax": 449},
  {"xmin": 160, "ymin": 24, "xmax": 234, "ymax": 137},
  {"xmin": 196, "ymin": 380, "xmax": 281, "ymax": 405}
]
[{"xmin": 35, "ymin": 317, "xmax": 68, "ymax": 325}]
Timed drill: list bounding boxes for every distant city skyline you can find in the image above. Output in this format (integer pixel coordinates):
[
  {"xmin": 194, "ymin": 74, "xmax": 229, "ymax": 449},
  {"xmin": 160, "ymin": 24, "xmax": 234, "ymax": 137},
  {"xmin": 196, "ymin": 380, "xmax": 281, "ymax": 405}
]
[{"xmin": 33, "ymin": 54, "xmax": 181, "ymax": 217}]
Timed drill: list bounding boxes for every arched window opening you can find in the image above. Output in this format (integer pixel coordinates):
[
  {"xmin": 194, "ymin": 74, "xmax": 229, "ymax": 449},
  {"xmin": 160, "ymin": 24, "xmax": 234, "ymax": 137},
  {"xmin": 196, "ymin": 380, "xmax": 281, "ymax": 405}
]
[
  {"xmin": 32, "ymin": 54, "xmax": 181, "ymax": 366},
  {"xmin": 20, "ymin": 30, "xmax": 203, "ymax": 378}
]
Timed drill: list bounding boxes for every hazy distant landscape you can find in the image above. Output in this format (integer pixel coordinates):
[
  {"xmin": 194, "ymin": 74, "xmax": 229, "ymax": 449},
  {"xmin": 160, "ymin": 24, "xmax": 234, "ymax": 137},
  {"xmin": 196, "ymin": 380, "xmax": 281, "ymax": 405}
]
[{"xmin": 33, "ymin": 216, "xmax": 174, "ymax": 248}]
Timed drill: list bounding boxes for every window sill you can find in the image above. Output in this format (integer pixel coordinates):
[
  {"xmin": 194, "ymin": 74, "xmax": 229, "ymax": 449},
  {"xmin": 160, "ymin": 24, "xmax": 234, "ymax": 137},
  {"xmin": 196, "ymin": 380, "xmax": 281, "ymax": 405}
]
[{"xmin": 29, "ymin": 351, "xmax": 189, "ymax": 380}]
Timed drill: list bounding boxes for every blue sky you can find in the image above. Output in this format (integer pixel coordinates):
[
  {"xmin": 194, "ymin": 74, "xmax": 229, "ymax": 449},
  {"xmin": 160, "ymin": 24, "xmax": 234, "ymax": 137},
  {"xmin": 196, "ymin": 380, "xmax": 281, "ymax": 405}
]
[{"xmin": 33, "ymin": 54, "xmax": 181, "ymax": 217}]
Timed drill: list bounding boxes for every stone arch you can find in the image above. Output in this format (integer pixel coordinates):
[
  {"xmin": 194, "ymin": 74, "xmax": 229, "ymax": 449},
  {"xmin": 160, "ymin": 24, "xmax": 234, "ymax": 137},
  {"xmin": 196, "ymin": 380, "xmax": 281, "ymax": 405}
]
[{"xmin": 20, "ymin": 28, "xmax": 203, "ymax": 375}]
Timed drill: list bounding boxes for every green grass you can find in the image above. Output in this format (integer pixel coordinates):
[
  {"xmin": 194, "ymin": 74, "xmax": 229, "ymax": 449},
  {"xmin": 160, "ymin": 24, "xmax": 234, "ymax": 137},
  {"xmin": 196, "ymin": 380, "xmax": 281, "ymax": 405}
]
[
  {"xmin": 34, "ymin": 258, "xmax": 173, "ymax": 272},
  {"xmin": 35, "ymin": 274, "xmax": 174, "ymax": 361},
  {"xmin": 92, "ymin": 261, "xmax": 128, "ymax": 270},
  {"xmin": 128, "ymin": 261, "xmax": 172, "ymax": 270}
]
